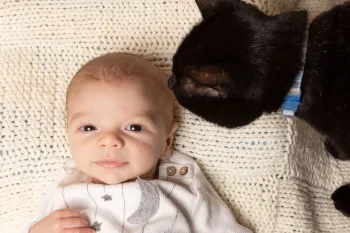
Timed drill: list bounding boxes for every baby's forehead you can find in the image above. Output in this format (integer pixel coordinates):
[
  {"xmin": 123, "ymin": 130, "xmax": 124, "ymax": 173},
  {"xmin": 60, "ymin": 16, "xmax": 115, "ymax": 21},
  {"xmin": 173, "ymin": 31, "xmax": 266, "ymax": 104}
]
[
  {"xmin": 67, "ymin": 77, "xmax": 172, "ymax": 112},
  {"xmin": 66, "ymin": 53, "xmax": 174, "ymax": 116}
]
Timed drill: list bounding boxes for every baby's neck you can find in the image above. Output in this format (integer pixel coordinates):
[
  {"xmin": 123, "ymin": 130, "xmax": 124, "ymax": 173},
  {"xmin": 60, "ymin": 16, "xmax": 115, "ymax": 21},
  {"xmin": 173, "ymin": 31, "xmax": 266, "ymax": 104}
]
[{"xmin": 90, "ymin": 166, "xmax": 159, "ymax": 185}]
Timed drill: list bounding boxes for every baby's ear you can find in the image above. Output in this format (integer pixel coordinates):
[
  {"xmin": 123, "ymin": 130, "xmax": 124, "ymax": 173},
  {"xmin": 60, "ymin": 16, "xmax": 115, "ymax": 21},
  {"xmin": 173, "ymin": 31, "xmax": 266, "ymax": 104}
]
[{"xmin": 161, "ymin": 123, "xmax": 179, "ymax": 160}]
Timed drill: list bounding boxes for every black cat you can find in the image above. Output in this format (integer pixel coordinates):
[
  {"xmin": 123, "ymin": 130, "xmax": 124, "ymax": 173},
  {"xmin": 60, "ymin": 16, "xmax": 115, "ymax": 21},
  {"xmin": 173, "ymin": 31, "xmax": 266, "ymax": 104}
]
[
  {"xmin": 296, "ymin": 2, "xmax": 350, "ymax": 161},
  {"xmin": 298, "ymin": 2, "xmax": 350, "ymax": 217},
  {"xmin": 168, "ymin": 0, "xmax": 350, "ymax": 217},
  {"xmin": 169, "ymin": 0, "xmax": 307, "ymax": 127}
]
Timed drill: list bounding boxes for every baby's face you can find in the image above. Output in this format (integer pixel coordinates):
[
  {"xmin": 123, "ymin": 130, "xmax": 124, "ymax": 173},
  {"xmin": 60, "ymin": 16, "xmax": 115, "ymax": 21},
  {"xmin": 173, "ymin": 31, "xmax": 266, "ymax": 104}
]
[{"xmin": 66, "ymin": 79, "xmax": 176, "ymax": 184}]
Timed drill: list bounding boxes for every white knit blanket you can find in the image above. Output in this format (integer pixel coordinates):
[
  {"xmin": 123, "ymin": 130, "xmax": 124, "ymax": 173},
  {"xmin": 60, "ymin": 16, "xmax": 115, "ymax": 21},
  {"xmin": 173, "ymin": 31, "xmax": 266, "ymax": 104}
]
[{"xmin": 1, "ymin": 1, "xmax": 350, "ymax": 233}]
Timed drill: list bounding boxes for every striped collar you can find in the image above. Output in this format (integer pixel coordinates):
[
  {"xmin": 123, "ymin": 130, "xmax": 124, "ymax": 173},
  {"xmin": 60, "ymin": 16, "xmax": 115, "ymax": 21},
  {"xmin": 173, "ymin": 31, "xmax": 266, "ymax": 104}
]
[{"xmin": 280, "ymin": 42, "xmax": 307, "ymax": 118}]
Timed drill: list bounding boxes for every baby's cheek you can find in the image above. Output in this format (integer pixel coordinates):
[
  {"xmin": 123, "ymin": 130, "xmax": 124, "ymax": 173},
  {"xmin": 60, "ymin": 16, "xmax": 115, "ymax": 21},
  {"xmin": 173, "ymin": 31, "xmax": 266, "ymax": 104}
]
[
  {"xmin": 131, "ymin": 154, "xmax": 154, "ymax": 173},
  {"xmin": 136, "ymin": 154, "xmax": 152, "ymax": 166},
  {"xmin": 71, "ymin": 146, "xmax": 93, "ymax": 170}
]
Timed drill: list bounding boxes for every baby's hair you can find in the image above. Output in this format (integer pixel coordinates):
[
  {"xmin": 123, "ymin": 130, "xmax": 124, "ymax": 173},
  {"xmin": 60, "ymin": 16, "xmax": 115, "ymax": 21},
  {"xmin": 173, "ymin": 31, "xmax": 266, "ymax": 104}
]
[
  {"xmin": 66, "ymin": 53, "xmax": 168, "ymax": 103},
  {"xmin": 66, "ymin": 52, "xmax": 175, "ymax": 128}
]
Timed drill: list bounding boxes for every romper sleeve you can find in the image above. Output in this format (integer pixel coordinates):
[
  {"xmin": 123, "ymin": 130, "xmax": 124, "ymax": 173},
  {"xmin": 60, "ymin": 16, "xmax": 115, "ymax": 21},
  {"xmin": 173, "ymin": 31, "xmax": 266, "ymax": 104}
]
[
  {"xmin": 23, "ymin": 160, "xmax": 80, "ymax": 233},
  {"xmin": 190, "ymin": 162, "xmax": 253, "ymax": 233}
]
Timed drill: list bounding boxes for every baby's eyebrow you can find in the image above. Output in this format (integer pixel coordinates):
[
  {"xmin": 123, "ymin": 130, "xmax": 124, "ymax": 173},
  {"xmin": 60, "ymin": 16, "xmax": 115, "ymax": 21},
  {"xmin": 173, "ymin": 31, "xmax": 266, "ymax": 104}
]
[
  {"xmin": 69, "ymin": 112, "xmax": 89, "ymax": 124},
  {"xmin": 133, "ymin": 111, "xmax": 158, "ymax": 123},
  {"xmin": 69, "ymin": 111, "xmax": 159, "ymax": 125}
]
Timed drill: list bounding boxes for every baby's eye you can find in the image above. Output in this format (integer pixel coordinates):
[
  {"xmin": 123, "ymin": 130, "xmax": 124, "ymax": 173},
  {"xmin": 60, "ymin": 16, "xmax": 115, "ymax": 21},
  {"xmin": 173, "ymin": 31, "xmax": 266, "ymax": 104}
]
[
  {"xmin": 126, "ymin": 124, "xmax": 143, "ymax": 132},
  {"xmin": 79, "ymin": 125, "xmax": 97, "ymax": 132}
]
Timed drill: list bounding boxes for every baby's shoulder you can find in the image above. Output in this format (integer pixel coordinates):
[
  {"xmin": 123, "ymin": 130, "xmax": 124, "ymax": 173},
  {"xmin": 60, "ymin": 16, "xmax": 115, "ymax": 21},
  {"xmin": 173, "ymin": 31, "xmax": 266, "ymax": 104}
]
[{"xmin": 158, "ymin": 150, "xmax": 200, "ymax": 185}]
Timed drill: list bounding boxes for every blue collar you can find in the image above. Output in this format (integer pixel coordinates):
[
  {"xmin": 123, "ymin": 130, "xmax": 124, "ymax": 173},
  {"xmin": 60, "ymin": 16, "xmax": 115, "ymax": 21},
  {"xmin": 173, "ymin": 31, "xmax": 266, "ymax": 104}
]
[{"xmin": 280, "ymin": 42, "xmax": 307, "ymax": 118}]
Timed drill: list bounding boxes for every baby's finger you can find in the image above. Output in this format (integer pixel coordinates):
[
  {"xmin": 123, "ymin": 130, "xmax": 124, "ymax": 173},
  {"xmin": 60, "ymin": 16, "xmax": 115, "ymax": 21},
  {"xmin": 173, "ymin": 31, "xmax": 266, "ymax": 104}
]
[
  {"xmin": 52, "ymin": 209, "xmax": 82, "ymax": 219},
  {"xmin": 63, "ymin": 228, "xmax": 95, "ymax": 233},
  {"xmin": 59, "ymin": 217, "xmax": 90, "ymax": 229}
]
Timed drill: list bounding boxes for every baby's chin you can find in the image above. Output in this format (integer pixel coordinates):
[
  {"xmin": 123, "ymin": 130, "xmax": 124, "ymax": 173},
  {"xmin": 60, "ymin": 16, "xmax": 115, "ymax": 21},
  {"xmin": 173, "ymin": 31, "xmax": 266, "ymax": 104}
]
[
  {"xmin": 91, "ymin": 175, "xmax": 130, "ymax": 185},
  {"xmin": 90, "ymin": 172, "xmax": 156, "ymax": 185}
]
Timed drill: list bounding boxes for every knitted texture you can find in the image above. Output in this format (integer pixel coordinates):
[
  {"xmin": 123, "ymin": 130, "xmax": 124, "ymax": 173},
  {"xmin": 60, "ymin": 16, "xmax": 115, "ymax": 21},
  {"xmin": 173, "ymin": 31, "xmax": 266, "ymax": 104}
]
[
  {"xmin": 1, "ymin": 1, "xmax": 350, "ymax": 233},
  {"xmin": 242, "ymin": 0, "xmax": 300, "ymax": 15}
]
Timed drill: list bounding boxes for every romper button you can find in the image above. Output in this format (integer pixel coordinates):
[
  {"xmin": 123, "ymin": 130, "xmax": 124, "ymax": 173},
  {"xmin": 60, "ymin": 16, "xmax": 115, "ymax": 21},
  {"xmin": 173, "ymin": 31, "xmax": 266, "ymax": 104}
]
[
  {"xmin": 166, "ymin": 166, "xmax": 176, "ymax": 176},
  {"xmin": 179, "ymin": 166, "xmax": 188, "ymax": 176}
]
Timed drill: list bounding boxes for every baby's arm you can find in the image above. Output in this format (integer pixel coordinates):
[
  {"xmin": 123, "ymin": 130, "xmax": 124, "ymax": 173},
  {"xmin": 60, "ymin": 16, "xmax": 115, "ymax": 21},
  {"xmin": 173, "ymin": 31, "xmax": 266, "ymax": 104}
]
[
  {"xmin": 24, "ymin": 166, "xmax": 94, "ymax": 233},
  {"xmin": 190, "ymin": 164, "xmax": 253, "ymax": 233},
  {"xmin": 24, "ymin": 172, "xmax": 61, "ymax": 233}
]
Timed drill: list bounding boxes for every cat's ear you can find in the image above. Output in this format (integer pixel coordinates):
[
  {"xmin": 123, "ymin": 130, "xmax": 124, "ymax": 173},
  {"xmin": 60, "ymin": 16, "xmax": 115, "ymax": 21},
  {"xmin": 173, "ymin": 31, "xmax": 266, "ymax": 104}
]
[
  {"xmin": 272, "ymin": 10, "xmax": 308, "ymax": 29},
  {"xmin": 195, "ymin": 0, "xmax": 239, "ymax": 20}
]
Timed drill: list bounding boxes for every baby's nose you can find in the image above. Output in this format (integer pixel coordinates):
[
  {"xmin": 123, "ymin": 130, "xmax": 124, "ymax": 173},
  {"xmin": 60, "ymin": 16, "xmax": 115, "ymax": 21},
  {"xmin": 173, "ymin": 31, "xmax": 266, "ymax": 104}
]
[{"xmin": 99, "ymin": 132, "xmax": 124, "ymax": 148}]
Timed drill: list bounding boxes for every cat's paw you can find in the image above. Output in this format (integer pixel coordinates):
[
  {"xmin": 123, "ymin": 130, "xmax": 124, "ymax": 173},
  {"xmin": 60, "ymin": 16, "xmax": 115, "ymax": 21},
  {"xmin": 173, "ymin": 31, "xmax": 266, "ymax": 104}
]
[{"xmin": 332, "ymin": 184, "xmax": 350, "ymax": 217}]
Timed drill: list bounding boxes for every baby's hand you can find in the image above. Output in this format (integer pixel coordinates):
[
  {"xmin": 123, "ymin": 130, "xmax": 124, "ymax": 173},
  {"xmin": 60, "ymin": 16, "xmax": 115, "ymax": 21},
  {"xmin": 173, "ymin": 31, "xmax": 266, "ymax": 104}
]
[{"xmin": 29, "ymin": 209, "xmax": 95, "ymax": 233}]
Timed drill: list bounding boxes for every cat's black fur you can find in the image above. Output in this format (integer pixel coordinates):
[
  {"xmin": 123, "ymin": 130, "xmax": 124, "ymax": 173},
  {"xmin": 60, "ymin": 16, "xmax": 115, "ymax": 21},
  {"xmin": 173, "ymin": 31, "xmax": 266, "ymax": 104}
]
[
  {"xmin": 169, "ymin": 0, "xmax": 307, "ymax": 127},
  {"xmin": 169, "ymin": 0, "xmax": 350, "ymax": 217},
  {"xmin": 297, "ymin": 2, "xmax": 350, "ymax": 217},
  {"xmin": 296, "ymin": 2, "xmax": 350, "ymax": 161},
  {"xmin": 332, "ymin": 184, "xmax": 350, "ymax": 217}
]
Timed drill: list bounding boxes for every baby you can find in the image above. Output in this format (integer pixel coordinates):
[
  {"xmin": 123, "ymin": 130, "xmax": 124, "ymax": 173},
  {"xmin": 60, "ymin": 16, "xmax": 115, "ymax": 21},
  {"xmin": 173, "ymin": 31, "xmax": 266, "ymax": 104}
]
[{"xmin": 26, "ymin": 53, "xmax": 252, "ymax": 233}]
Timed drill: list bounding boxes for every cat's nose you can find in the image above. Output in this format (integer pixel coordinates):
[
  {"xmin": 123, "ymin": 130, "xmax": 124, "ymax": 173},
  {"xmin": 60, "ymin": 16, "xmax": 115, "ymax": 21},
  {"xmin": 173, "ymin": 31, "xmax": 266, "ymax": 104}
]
[{"xmin": 168, "ymin": 75, "xmax": 176, "ymax": 90}]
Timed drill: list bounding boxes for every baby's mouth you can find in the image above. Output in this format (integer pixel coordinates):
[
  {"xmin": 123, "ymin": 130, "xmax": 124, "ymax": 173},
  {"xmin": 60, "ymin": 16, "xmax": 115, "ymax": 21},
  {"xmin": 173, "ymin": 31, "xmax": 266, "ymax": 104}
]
[{"xmin": 95, "ymin": 159, "xmax": 128, "ymax": 169}]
